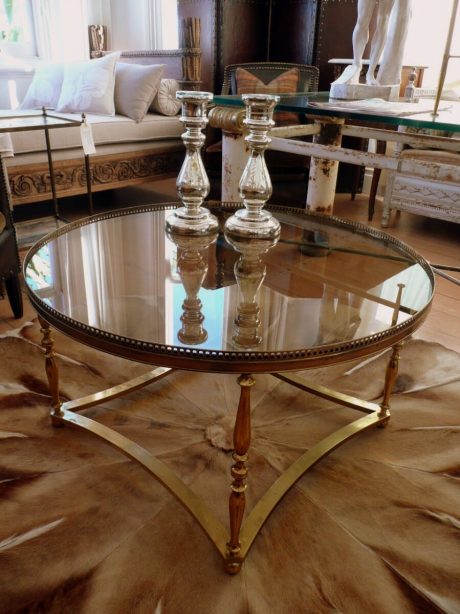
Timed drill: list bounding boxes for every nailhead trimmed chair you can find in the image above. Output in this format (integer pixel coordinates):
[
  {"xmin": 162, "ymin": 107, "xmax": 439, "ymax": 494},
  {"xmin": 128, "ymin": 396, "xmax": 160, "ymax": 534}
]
[
  {"xmin": 220, "ymin": 62, "xmax": 319, "ymax": 97},
  {"xmin": 381, "ymin": 147, "xmax": 460, "ymax": 227},
  {"xmin": 207, "ymin": 62, "xmax": 320, "ymax": 199}
]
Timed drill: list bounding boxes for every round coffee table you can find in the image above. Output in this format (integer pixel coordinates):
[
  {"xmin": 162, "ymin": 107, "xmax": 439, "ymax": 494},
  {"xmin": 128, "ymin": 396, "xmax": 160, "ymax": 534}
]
[{"xmin": 24, "ymin": 202, "xmax": 434, "ymax": 573}]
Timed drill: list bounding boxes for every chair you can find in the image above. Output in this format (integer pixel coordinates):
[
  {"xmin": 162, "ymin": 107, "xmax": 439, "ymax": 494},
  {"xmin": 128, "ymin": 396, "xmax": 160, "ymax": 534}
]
[
  {"xmin": 381, "ymin": 146, "xmax": 460, "ymax": 227},
  {"xmin": 368, "ymin": 86, "xmax": 460, "ymax": 222},
  {"xmin": 220, "ymin": 62, "xmax": 369, "ymax": 201},
  {"xmin": 0, "ymin": 152, "xmax": 23, "ymax": 319},
  {"xmin": 220, "ymin": 62, "xmax": 319, "ymax": 96},
  {"xmin": 206, "ymin": 62, "xmax": 320, "ymax": 200},
  {"xmin": 381, "ymin": 87, "xmax": 460, "ymax": 227}
]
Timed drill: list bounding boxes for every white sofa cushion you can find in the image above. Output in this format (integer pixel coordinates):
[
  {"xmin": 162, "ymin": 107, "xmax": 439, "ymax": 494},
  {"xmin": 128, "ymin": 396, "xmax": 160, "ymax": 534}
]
[
  {"xmin": 20, "ymin": 63, "xmax": 64, "ymax": 110},
  {"xmin": 2, "ymin": 110, "xmax": 183, "ymax": 155},
  {"xmin": 114, "ymin": 63, "xmax": 165, "ymax": 122},
  {"xmin": 56, "ymin": 52, "xmax": 120, "ymax": 115},
  {"xmin": 150, "ymin": 79, "xmax": 181, "ymax": 116}
]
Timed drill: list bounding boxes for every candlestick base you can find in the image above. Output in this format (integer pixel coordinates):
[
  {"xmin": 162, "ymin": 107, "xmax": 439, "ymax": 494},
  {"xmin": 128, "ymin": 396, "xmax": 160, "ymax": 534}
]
[{"xmin": 224, "ymin": 207, "xmax": 280, "ymax": 240}]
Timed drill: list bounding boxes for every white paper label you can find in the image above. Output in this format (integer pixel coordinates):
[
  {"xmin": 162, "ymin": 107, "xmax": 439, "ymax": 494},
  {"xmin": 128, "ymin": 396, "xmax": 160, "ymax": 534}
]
[{"xmin": 80, "ymin": 121, "xmax": 96, "ymax": 155}]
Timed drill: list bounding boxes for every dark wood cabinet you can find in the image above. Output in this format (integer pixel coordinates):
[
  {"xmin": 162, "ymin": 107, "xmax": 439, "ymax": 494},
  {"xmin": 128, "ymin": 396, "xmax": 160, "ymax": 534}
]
[
  {"xmin": 177, "ymin": 0, "xmax": 369, "ymax": 93},
  {"xmin": 268, "ymin": 0, "xmax": 318, "ymax": 66},
  {"xmin": 177, "ymin": 0, "xmax": 270, "ymax": 93},
  {"xmin": 177, "ymin": 0, "xmax": 370, "ymax": 194}
]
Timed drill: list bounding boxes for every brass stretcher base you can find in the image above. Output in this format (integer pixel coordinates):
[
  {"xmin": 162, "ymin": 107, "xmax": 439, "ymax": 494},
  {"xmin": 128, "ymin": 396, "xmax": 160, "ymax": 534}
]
[{"xmin": 39, "ymin": 317, "xmax": 401, "ymax": 575}]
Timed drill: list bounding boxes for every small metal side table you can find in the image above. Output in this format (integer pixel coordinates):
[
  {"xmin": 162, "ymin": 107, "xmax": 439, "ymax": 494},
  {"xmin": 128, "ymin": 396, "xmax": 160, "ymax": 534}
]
[{"xmin": 0, "ymin": 108, "xmax": 92, "ymax": 220}]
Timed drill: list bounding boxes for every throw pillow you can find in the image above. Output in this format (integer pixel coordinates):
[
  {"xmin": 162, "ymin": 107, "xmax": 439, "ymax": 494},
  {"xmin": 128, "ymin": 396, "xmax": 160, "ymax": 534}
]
[
  {"xmin": 20, "ymin": 63, "xmax": 64, "ymax": 109},
  {"xmin": 235, "ymin": 67, "xmax": 300, "ymax": 124},
  {"xmin": 56, "ymin": 52, "xmax": 121, "ymax": 116},
  {"xmin": 150, "ymin": 78, "xmax": 181, "ymax": 116},
  {"xmin": 114, "ymin": 63, "xmax": 165, "ymax": 122}
]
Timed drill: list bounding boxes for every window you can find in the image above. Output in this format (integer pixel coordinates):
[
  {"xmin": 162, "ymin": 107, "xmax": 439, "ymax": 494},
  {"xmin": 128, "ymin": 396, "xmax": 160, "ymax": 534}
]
[
  {"xmin": 159, "ymin": 0, "xmax": 178, "ymax": 49},
  {"xmin": 404, "ymin": 0, "xmax": 460, "ymax": 91},
  {"xmin": 148, "ymin": 0, "xmax": 178, "ymax": 50},
  {"xmin": 0, "ymin": 0, "xmax": 36, "ymax": 57}
]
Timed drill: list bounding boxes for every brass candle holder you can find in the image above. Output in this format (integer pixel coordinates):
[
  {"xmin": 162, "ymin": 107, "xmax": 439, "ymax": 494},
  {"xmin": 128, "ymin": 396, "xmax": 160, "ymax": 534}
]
[{"xmin": 166, "ymin": 91, "xmax": 218, "ymax": 235}]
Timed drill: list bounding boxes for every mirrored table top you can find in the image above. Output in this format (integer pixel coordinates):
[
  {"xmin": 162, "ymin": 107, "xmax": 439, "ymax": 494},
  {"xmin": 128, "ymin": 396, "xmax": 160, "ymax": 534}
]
[{"xmin": 24, "ymin": 203, "xmax": 434, "ymax": 372}]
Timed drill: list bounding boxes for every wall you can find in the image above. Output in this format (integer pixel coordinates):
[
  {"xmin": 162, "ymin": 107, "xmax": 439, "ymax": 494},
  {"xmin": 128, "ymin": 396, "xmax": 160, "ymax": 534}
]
[
  {"xmin": 177, "ymin": 0, "xmax": 323, "ymax": 93},
  {"xmin": 86, "ymin": 0, "xmax": 178, "ymax": 52}
]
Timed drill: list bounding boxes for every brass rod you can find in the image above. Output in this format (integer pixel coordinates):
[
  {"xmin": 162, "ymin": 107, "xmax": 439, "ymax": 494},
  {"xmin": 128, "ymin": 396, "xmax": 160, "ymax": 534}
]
[
  {"xmin": 57, "ymin": 409, "xmax": 229, "ymax": 558},
  {"xmin": 273, "ymin": 372, "xmax": 380, "ymax": 414},
  {"xmin": 62, "ymin": 366, "xmax": 173, "ymax": 413},
  {"xmin": 391, "ymin": 283, "xmax": 405, "ymax": 327},
  {"xmin": 433, "ymin": 0, "xmax": 459, "ymax": 116},
  {"xmin": 430, "ymin": 263, "xmax": 460, "ymax": 272},
  {"xmin": 279, "ymin": 238, "xmax": 413, "ymax": 264},
  {"xmin": 239, "ymin": 411, "xmax": 385, "ymax": 558},
  {"xmin": 433, "ymin": 268, "xmax": 460, "ymax": 286}
]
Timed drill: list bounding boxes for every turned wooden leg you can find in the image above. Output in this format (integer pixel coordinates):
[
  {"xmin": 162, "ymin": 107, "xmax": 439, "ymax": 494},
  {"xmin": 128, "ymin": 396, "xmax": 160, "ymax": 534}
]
[
  {"xmin": 378, "ymin": 342, "xmax": 402, "ymax": 425},
  {"xmin": 38, "ymin": 315, "xmax": 63, "ymax": 422},
  {"xmin": 225, "ymin": 373, "xmax": 255, "ymax": 574},
  {"xmin": 368, "ymin": 140, "xmax": 386, "ymax": 221}
]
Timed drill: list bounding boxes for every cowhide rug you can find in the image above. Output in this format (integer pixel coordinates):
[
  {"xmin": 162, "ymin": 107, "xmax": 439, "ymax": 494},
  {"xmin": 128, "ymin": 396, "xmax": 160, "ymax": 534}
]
[{"xmin": 0, "ymin": 320, "xmax": 459, "ymax": 614}]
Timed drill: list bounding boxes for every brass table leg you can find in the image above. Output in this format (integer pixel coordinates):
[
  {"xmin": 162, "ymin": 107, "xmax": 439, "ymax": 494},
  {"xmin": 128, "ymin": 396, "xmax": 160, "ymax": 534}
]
[
  {"xmin": 378, "ymin": 342, "xmax": 402, "ymax": 424},
  {"xmin": 38, "ymin": 315, "xmax": 63, "ymax": 422},
  {"xmin": 226, "ymin": 373, "xmax": 255, "ymax": 574},
  {"xmin": 36, "ymin": 318, "xmax": 407, "ymax": 574}
]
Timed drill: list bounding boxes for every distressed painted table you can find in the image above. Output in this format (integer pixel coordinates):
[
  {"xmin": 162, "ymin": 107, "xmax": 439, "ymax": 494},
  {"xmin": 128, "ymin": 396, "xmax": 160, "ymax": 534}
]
[{"xmin": 209, "ymin": 93, "xmax": 460, "ymax": 215}]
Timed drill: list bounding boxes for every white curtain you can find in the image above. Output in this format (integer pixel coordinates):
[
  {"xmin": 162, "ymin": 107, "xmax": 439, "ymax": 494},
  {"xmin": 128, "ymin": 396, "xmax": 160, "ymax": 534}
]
[
  {"xmin": 148, "ymin": 0, "xmax": 163, "ymax": 49},
  {"xmin": 31, "ymin": 0, "xmax": 89, "ymax": 61},
  {"xmin": 149, "ymin": 0, "xmax": 178, "ymax": 50}
]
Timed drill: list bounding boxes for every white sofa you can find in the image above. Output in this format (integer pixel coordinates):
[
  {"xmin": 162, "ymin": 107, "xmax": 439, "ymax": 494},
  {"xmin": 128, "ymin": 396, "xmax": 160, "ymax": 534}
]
[{"xmin": 1, "ymin": 49, "xmax": 201, "ymax": 208}]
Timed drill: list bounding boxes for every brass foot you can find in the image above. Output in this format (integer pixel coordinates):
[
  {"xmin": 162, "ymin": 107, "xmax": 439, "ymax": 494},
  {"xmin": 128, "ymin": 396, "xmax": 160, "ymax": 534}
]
[
  {"xmin": 376, "ymin": 413, "xmax": 390, "ymax": 428},
  {"xmin": 51, "ymin": 413, "xmax": 65, "ymax": 428},
  {"xmin": 224, "ymin": 553, "xmax": 243, "ymax": 575}
]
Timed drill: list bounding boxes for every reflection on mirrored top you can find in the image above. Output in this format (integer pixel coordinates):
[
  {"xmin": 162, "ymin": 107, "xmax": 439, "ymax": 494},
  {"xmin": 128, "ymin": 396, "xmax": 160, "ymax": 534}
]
[{"xmin": 24, "ymin": 204, "xmax": 433, "ymax": 355}]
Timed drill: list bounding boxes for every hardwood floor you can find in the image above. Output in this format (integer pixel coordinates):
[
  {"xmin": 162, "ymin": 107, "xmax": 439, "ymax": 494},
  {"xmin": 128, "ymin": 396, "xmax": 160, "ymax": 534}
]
[
  {"xmin": 2, "ymin": 180, "xmax": 459, "ymax": 352},
  {"xmin": 335, "ymin": 192, "xmax": 460, "ymax": 353}
]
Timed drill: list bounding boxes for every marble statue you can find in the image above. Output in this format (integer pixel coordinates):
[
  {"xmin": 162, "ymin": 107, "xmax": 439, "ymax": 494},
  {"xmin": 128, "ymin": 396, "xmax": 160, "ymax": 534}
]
[
  {"xmin": 334, "ymin": 0, "xmax": 396, "ymax": 86},
  {"xmin": 377, "ymin": 0, "xmax": 413, "ymax": 85},
  {"xmin": 330, "ymin": 0, "xmax": 412, "ymax": 99}
]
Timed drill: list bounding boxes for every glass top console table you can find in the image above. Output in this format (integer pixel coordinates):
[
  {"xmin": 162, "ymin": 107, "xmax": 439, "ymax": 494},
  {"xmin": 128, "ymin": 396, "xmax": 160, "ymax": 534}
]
[
  {"xmin": 24, "ymin": 202, "xmax": 434, "ymax": 573},
  {"xmin": 210, "ymin": 93, "xmax": 460, "ymax": 213}
]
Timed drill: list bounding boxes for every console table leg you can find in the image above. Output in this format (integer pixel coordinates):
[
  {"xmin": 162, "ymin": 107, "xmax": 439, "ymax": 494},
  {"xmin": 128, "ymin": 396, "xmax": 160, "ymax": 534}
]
[
  {"xmin": 84, "ymin": 154, "xmax": 94, "ymax": 215},
  {"xmin": 378, "ymin": 342, "xmax": 402, "ymax": 424},
  {"xmin": 226, "ymin": 373, "xmax": 254, "ymax": 574},
  {"xmin": 38, "ymin": 316, "xmax": 63, "ymax": 422},
  {"xmin": 42, "ymin": 112, "xmax": 60, "ymax": 220},
  {"xmin": 307, "ymin": 118, "xmax": 344, "ymax": 214}
]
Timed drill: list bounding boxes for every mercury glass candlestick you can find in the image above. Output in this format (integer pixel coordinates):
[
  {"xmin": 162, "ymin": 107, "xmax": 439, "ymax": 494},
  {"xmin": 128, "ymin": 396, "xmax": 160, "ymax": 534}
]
[
  {"xmin": 166, "ymin": 229, "xmax": 218, "ymax": 345},
  {"xmin": 166, "ymin": 91, "xmax": 218, "ymax": 235},
  {"xmin": 224, "ymin": 94, "xmax": 281, "ymax": 239},
  {"xmin": 225, "ymin": 232, "xmax": 278, "ymax": 349}
]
